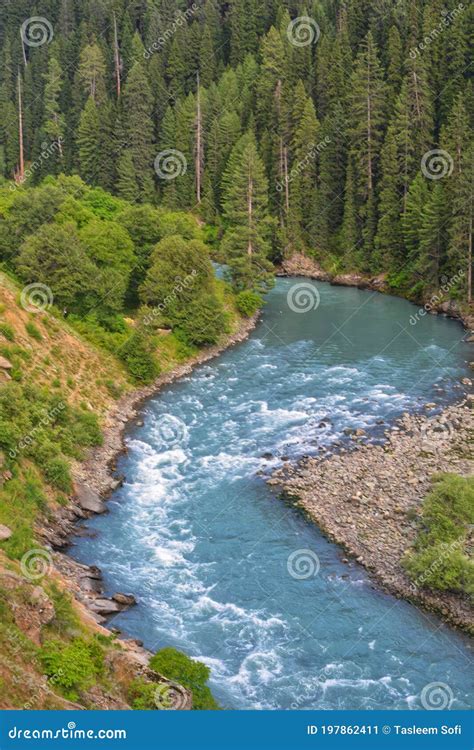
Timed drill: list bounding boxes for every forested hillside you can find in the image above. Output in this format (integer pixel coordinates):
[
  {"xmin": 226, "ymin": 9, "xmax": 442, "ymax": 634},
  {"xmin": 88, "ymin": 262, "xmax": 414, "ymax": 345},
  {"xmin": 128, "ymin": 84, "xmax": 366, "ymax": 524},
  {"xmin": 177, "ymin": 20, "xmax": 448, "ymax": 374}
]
[{"xmin": 0, "ymin": 0, "xmax": 472, "ymax": 303}]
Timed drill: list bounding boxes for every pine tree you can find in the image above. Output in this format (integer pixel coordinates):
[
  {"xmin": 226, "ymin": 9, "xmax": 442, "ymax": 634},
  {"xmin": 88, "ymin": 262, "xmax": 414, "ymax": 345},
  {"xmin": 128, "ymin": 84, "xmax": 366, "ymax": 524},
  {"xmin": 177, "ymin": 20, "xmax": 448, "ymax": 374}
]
[
  {"xmin": 78, "ymin": 41, "xmax": 107, "ymax": 102},
  {"xmin": 418, "ymin": 183, "xmax": 448, "ymax": 291},
  {"xmin": 290, "ymin": 93, "xmax": 320, "ymax": 249},
  {"xmin": 374, "ymin": 126, "xmax": 403, "ymax": 270},
  {"xmin": 392, "ymin": 56, "xmax": 433, "ymax": 211},
  {"xmin": 116, "ymin": 149, "xmax": 140, "ymax": 202},
  {"xmin": 199, "ymin": 26, "xmax": 216, "ymax": 87},
  {"xmin": 349, "ymin": 32, "xmax": 387, "ymax": 262},
  {"xmin": 77, "ymin": 96, "xmax": 100, "ymax": 184},
  {"xmin": 221, "ymin": 132, "xmax": 274, "ymax": 291},
  {"xmin": 442, "ymin": 96, "xmax": 473, "ymax": 301},
  {"xmin": 42, "ymin": 57, "xmax": 65, "ymax": 155},
  {"xmin": 121, "ymin": 62, "xmax": 155, "ymax": 201}
]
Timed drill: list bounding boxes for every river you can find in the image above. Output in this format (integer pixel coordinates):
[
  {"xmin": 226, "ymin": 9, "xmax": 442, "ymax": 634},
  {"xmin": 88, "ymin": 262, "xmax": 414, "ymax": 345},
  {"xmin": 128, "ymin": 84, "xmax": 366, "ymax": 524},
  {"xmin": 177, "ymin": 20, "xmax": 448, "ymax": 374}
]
[{"xmin": 71, "ymin": 279, "xmax": 473, "ymax": 710}]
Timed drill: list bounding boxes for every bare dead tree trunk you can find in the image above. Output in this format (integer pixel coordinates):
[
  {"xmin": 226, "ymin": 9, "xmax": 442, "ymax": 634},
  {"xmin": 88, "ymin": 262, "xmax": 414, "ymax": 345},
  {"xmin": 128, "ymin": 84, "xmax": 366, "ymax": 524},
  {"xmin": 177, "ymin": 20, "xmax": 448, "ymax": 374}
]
[
  {"xmin": 17, "ymin": 71, "xmax": 25, "ymax": 183},
  {"xmin": 283, "ymin": 145, "xmax": 289, "ymax": 214},
  {"xmin": 195, "ymin": 72, "xmax": 202, "ymax": 204},
  {"xmin": 113, "ymin": 12, "xmax": 121, "ymax": 98}
]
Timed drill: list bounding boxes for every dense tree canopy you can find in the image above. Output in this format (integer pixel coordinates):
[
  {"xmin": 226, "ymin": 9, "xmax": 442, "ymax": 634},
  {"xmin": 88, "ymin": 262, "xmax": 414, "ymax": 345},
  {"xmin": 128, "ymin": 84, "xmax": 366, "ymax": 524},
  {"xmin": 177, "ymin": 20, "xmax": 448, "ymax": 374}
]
[{"xmin": 0, "ymin": 0, "xmax": 472, "ymax": 301}]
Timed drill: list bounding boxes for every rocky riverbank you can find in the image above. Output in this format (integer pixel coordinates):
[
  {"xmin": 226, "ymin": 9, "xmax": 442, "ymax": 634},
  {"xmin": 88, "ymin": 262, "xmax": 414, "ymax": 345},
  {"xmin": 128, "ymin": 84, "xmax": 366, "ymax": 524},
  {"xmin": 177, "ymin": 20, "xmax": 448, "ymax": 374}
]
[{"xmin": 269, "ymin": 397, "xmax": 474, "ymax": 634}]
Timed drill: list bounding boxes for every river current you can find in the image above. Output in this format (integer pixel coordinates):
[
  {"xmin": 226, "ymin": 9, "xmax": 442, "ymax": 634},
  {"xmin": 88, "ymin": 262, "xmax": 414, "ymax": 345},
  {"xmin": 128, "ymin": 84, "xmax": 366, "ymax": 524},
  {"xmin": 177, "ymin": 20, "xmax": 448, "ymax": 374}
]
[{"xmin": 72, "ymin": 279, "xmax": 473, "ymax": 710}]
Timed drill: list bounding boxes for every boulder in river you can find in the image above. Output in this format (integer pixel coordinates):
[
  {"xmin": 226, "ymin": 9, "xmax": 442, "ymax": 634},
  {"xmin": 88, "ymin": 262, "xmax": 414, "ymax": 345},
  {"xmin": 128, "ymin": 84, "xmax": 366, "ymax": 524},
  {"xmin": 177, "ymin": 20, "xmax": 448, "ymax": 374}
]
[
  {"xmin": 88, "ymin": 598, "xmax": 122, "ymax": 615},
  {"xmin": 75, "ymin": 483, "xmax": 107, "ymax": 514},
  {"xmin": 113, "ymin": 592, "xmax": 137, "ymax": 606}
]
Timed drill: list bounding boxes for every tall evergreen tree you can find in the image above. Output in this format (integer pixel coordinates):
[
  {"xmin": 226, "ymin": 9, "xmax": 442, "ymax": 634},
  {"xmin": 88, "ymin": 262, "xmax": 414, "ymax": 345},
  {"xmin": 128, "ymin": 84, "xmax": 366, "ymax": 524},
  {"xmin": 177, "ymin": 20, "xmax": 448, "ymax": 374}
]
[{"xmin": 221, "ymin": 132, "xmax": 274, "ymax": 291}]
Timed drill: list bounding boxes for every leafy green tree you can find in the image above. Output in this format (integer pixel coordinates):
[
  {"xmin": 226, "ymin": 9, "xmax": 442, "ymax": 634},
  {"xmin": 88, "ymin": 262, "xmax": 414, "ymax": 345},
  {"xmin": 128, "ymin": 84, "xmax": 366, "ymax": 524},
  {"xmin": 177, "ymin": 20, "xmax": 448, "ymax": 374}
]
[
  {"xmin": 14, "ymin": 222, "xmax": 95, "ymax": 312},
  {"xmin": 140, "ymin": 235, "xmax": 226, "ymax": 345}
]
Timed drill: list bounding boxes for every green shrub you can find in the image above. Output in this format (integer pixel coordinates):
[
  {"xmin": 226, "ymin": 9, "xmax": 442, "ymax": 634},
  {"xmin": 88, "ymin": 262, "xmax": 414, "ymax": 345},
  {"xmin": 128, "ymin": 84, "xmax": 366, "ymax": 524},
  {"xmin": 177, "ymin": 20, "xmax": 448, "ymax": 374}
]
[
  {"xmin": 103, "ymin": 379, "xmax": 123, "ymax": 399},
  {"xmin": 25, "ymin": 321, "xmax": 42, "ymax": 341},
  {"xmin": 128, "ymin": 678, "xmax": 159, "ymax": 710},
  {"xmin": 69, "ymin": 410, "xmax": 102, "ymax": 448},
  {"xmin": 149, "ymin": 647, "xmax": 219, "ymax": 710},
  {"xmin": 0, "ymin": 323, "xmax": 15, "ymax": 341},
  {"xmin": 236, "ymin": 290, "xmax": 263, "ymax": 317},
  {"xmin": 46, "ymin": 584, "xmax": 80, "ymax": 636},
  {"xmin": 39, "ymin": 638, "xmax": 105, "ymax": 700},
  {"xmin": 44, "ymin": 457, "xmax": 72, "ymax": 493},
  {"xmin": 118, "ymin": 331, "xmax": 159, "ymax": 383},
  {"xmin": 403, "ymin": 474, "xmax": 474, "ymax": 595}
]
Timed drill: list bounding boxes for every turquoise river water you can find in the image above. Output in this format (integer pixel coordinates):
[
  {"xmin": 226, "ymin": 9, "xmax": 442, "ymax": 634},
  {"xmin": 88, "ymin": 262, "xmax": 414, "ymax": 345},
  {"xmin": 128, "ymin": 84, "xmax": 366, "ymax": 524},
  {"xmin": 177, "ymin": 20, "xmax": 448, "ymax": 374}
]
[{"xmin": 71, "ymin": 279, "xmax": 473, "ymax": 710}]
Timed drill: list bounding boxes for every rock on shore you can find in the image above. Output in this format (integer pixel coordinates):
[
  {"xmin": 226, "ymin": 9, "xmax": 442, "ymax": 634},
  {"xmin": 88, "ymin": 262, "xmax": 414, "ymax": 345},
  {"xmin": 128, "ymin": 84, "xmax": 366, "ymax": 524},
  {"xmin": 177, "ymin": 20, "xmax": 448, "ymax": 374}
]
[{"xmin": 270, "ymin": 399, "xmax": 474, "ymax": 633}]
